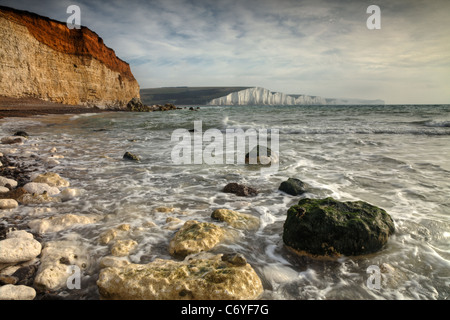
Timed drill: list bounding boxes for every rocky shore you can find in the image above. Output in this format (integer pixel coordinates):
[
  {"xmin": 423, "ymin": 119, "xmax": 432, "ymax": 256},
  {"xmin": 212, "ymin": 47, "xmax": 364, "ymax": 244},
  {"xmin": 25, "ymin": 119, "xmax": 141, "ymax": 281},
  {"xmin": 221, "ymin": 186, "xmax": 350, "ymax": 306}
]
[{"xmin": 0, "ymin": 126, "xmax": 396, "ymax": 300}]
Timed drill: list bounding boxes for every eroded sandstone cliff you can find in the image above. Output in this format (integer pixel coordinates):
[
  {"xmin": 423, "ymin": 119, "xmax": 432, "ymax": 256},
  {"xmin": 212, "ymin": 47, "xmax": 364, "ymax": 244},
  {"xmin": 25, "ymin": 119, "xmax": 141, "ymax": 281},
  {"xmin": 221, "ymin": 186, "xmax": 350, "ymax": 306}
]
[{"xmin": 0, "ymin": 6, "xmax": 140, "ymax": 108}]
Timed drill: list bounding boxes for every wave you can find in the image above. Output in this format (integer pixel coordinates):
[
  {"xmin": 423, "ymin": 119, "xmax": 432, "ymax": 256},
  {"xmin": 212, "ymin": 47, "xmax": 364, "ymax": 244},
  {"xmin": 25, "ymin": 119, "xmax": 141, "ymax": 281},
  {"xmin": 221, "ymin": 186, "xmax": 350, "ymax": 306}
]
[
  {"xmin": 281, "ymin": 128, "xmax": 450, "ymax": 136},
  {"xmin": 423, "ymin": 120, "xmax": 450, "ymax": 128}
]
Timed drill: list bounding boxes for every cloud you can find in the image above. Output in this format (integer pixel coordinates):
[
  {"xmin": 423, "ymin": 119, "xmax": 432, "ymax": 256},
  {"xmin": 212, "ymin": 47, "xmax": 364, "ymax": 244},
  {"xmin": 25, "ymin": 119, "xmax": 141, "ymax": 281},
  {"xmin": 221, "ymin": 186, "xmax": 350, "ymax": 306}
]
[{"xmin": 1, "ymin": 0, "xmax": 450, "ymax": 103}]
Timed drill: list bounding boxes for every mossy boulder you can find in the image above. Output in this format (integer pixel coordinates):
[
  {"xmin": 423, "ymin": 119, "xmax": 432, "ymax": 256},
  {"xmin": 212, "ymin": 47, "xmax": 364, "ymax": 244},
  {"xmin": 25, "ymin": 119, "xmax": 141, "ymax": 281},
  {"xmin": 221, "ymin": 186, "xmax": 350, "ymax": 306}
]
[
  {"xmin": 278, "ymin": 178, "xmax": 307, "ymax": 196},
  {"xmin": 123, "ymin": 152, "xmax": 140, "ymax": 162},
  {"xmin": 97, "ymin": 253, "xmax": 263, "ymax": 300},
  {"xmin": 283, "ymin": 197, "xmax": 395, "ymax": 257}
]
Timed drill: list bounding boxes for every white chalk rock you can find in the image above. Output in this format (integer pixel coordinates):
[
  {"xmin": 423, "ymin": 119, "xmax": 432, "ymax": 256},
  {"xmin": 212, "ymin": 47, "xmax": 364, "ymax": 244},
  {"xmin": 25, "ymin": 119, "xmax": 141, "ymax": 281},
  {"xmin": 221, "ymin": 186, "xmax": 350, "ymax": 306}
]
[
  {"xmin": 23, "ymin": 182, "xmax": 60, "ymax": 196},
  {"xmin": 0, "ymin": 199, "xmax": 18, "ymax": 210},
  {"xmin": 6, "ymin": 230, "xmax": 34, "ymax": 240},
  {"xmin": 0, "ymin": 237, "xmax": 42, "ymax": 264},
  {"xmin": 0, "ymin": 176, "xmax": 17, "ymax": 188},
  {"xmin": 0, "ymin": 284, "xmax": 36, "ymax": 300}
]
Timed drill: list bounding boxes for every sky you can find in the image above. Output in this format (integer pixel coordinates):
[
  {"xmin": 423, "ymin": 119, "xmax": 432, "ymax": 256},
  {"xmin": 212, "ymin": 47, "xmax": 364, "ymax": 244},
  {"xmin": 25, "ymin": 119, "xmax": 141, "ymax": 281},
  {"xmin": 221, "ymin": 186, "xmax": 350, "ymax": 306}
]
[{"xmin": 1, "ymin": 0, "xmax": 449, "ymax": 104}]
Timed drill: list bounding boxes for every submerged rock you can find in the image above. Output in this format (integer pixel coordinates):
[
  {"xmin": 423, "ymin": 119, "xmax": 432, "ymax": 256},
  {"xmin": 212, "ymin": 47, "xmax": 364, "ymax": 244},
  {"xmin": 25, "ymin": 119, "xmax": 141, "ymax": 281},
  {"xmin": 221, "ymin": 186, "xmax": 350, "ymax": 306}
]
[
  {"xmin": 278, "ymin": 178, "xmax": 307, "ymax": 196},
  {"xmin": 97, "ymin": 252, "xmax": 263, "ymax": 300},
  {"xmin": 17, "ymin": 193, "xmax": 61, "ymax": 205},
  {"xmin": 32, "ymin": 172, "xmax": 70, "ymax": 188},
  {"xmin": 28, "ymin": 214, "xmax": 99, "ymax": 234},
  {"xmin": 110, "ymin": 239, "xmax": 138, "ymax": 257},
  {"xmin": 223, "ymin": 183, "xmax": 258, "ymax": 197},
  {"xmin": 13, "ymin": 131, "xmax": 29, "ymax": 138},
  {"xmin": 211, "ymin": 209, "xmax": 260, "ymax": 230},
  {"xmin": 123, "ymin": 151, "xmax": 140, "ymax": 162},
  {"xmin": 283, "ymin": 197, "xmax": 395, "ymax": 257},
  {"xmin": 169, "ymin": 220, "xmax": 225, "ymax": 257},
  {"xmin": 245, "ymin": 145, "xmax": 278, "ymax": 165}
]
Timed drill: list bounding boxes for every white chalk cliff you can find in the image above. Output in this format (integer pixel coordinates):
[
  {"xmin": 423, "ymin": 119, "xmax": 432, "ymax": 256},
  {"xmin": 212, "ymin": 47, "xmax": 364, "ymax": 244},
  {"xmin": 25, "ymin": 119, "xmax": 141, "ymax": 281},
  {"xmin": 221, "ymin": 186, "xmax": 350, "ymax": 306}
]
[{"xmin": 208, "ymin": 87, "xmax": 327, "ymax": 106}]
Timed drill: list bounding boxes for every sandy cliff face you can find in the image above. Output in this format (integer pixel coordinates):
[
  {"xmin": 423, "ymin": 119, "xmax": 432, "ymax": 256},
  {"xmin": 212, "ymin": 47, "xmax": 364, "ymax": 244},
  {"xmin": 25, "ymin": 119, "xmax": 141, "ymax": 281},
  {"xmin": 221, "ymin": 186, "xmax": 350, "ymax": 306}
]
[{"xmin": 0, "ymin": 6, "xmax": 140, "ymax": 108}]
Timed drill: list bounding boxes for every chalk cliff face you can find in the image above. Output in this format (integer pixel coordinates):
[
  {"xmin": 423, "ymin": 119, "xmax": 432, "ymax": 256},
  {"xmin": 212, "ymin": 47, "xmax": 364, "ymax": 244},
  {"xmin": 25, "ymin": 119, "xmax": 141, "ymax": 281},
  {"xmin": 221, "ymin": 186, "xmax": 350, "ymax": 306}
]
[
  {"xmin": 0, "ymin": 6, "xmax": 140, "ymax": 108},
  {"xmin": 208, "ymin": 87, "xmax": 327, "ymax": 106}
]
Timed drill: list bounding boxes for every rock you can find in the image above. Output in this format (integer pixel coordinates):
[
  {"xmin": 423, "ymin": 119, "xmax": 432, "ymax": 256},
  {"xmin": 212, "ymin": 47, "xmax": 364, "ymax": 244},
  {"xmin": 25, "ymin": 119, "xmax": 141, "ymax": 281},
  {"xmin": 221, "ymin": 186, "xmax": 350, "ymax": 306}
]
[
  {"xmin": 0, "ymin": 187, "xmax": 27, "ymax": 201},
  {"xmin": 0, "ymin": 176, "xmax": 17, "ymax": 188},
  {"xmin": 221, "ymin": 253, "xmax": 247, "ymax": 266},
  {"xmin": 99, "ymin": 256, "xmax": 131, "ymax": 269},
  {"xmin": 99, "ymin": 229, "xmax": 118, "ymax": 245},
  {"xmin": 1, "ymin": 136, "xmax": 24, "ymax": 145},
  {"xmin": 10, "ymin": 264, "xmax": 38, "ymax": 286},
  {"xmin": 17, "ymin": 193, "xmax": 61, "ymax": 205},
  {"xmin": 0, "ymin": 187, "xmax": 9, "ymax": 193},
  {"xmin": 0, "ymin": 284, "xmax": 36, "ymax": 300},
  {"xmin": 278, "ymin": 178, "xmax": 307, "ymax": 196},
  {"xmin": 0, "ymin": 199, "xmax": 18, "ymax": 210},
  {"xmin": 154, "ymin": 206, "xmax": 175, "ymax": 213},
  {"xmin": 0, "ymin": 237, "xmax": 42, "ymax": 264},
  {"xmin": 59, "ymin": 188, "xmax": 82, "ymax": 201},
  {"xmin": 245, "ymin": 145, "xmax": 278, "ymax": 165},
  {"xmin": 13, "ymin": 131, "xmax": 29, "ymax": 138},
  {"xmin": 211, "ymin": 209, "xmax": 260, "ymax": 230},
  {"xmin": 123, "ymin": 151, "xmax": 140, "ymax": 161},
  {"xmin": 33, "ymin": 240, "xmax": 89, "ymax": 291},
  {"xmin": 223, "ymin": 182, "xmax": 258, "ymax": 197},
  {"xmin": 169, "ymin": 220, "xmax": 225, "ymax": 257},
  {"xmin": 126, "ymin": 97, "xmax": 150, "ymax": 112},
  {"xmin": 6, "ymin": 230, "xmax": 34, "ymax": 240},
  {"xmin": 97, "ymin": 252, "xmax": 263, "ymax": 300},
  {"xmin": 28, "ymin": 214, "xmax": 99, "ymax": 234},
  {"xmin": 32, "ymin": 172, "xmax": 70, "ymax": 188},
  {"xmin": 110, "ymin": 239, "xmax": 138, "ymax": 257},
  {"xmin": 23, "ymin": 182, "xmax": 60, "ymax": 196},
  {"xmin": 283, "ymin": 197, "xmax": 396, "ymax": 257}
]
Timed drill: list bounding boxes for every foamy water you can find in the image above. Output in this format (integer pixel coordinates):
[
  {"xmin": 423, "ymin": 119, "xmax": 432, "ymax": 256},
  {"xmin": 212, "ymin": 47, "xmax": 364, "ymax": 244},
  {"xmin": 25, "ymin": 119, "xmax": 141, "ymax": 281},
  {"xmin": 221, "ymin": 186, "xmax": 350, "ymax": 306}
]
[{"xmin": 1, "ymin": 104, "xmax": 449, "ymax": 299}]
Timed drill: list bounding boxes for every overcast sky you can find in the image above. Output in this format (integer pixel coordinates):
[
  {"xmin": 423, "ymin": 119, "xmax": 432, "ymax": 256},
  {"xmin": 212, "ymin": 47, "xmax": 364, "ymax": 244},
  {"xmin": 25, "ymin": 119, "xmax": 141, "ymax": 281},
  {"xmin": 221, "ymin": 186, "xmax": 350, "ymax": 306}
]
[{"xmin": 2, "ymin": 0, "xmax": 449, "ymax": 104}]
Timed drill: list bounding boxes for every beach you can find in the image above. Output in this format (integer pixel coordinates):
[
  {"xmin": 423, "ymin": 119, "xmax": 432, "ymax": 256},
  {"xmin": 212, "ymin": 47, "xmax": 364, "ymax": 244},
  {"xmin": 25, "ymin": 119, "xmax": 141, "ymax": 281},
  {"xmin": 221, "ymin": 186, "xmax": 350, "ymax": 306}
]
[{"xmin": 1, "ymin": 103, "xmax": 449, "ymax": 300}]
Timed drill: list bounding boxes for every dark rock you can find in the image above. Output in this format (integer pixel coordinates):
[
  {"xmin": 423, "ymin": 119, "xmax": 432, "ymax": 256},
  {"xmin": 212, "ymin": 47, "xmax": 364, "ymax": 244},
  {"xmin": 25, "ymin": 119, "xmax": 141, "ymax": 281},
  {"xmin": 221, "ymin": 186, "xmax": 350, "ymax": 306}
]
[
  {"xmin": 126, "ymin": 98, "xmax": 147, "ymax": 111},
  {"xmin": 223, "ymin": 183, "xmax": 258, "ymax": 197},
  {"xmin": 283, "ymin": 197, "xmax": 395, "ymax": 257},
  {"xmin": 11, "ymin": 264, "xmax": 38, "ymax": 286},
  {"xmin": 245, "ymin": 145, "xmax": 274, "ymax": 165},
  {"xmin": 278, "ymin": 178, "xmax": 307, "ymax": 196},
  {"xmin": 0, "ymin": 275, "xmax": 18, "ymax": 285},
  {"xmin": 13, "ymin": 131, "xmax": 29, "ymax": 138},
  {"xmin": 123, "ymin": 152, "xmax": 140, "ymax": 162}
]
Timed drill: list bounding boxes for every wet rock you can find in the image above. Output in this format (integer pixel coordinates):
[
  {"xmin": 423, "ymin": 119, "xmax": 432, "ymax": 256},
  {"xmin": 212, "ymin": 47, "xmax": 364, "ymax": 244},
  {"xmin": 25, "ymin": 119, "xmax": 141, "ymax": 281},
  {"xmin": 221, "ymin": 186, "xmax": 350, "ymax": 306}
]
[
  {"xmin": 1, "ymin": 136, "xmax": 24, "ymax": 145},
  {"xmin": 169, "ymin": 220, "xmax": 225, "ymax": 257},
  {"xmin": 223, "ymin": 182, "xmax": 258, "ymax": 197},
  {"xmin": 283, "ymin": 197, "xmax": 396, "ymax": 257},
  {"xmin": 0, "ymin": 199, "xmax": 18, "ymax": 210},
  {"xmin": 110, "ymin": 239, "xmax": 138, "ymax": 257},
  {"xmin": 0, "ymin": 284, "xmax": 36, "ymax": 300},
  {"xmin": 245, "ymin": 145, "xmax": 278, "ymax": 165},
  {"xmin": 221, "ymin": 253, "xmax": 247, "ymax": 266},
  {"xmin": 0, "ymin": 237, "xmax": 42, "ymax": 264},
  {"xmin": 99, "ymin": 256, "xmax": 131, "ymax": 269},
  {"xmin": 97, "ymin": 252, "xmax": 263, "ymax": 300},
  {"xmin": 17, "ymin": 193, "xmax": 61, "ymax": 205},
  {"xmin": 59, "ymin": 188, "xmax": 82, "ymax": 201},
  {"xmin": 0, "ymin": 187, "xmax": 27, "ymax": 201},
  {"xmin": 211, "ymin": 209, "xmax": 260, "ymax": 230},
  {"xmin": 0, "ymin": 176, "xmax": 17, "ymax": 188},
  {"xmin": 32, "ymin": 172, "xmax": 70, "ymax": 188},
  {"xmin": 11, "ymin": 264, "xmax": 38, "ymax": 286},
  {"xmin": 98, "ymin": 224, "xmax": 131, "ymax": 245},
  {"xmin": 123, "ymin": 151, "xmax": 140, "ymax": 161},
  {"xmin": 34, "ymin": 240, "xmax": 89, "ymax": 291},
  {"xmin": 278, "ymin": 178, "xmax": 307, "ymax": 196},
  {"xmin": 23, "ymin": 182, "xmax": 60, "ymax": 196},
  {"xmin": 13, "ymin": 131, "xmax": 29, "ymax": 138},
  {"xmin": 28, "ymin": 214, "xmax": 99, "ymax": 234},
  {"xmin": 154, "ymin": 206, "xmax": 175, "ymax": 213}
]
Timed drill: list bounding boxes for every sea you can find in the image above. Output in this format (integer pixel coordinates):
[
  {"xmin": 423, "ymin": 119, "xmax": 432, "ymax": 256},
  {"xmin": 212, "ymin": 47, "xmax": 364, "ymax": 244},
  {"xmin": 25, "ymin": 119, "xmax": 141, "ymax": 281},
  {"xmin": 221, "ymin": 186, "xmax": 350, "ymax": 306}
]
[{"xmin": 1, "ymin": 104, "xmax": 449, "ymax": 300}]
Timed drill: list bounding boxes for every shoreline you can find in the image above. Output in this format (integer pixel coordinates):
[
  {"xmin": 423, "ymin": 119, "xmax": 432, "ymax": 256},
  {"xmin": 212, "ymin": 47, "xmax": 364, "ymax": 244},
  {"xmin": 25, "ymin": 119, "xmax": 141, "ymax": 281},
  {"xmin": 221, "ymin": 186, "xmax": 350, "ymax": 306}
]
[{"xmin": 0, "ymin": 96, "xmax": 114, "ymax": 119}]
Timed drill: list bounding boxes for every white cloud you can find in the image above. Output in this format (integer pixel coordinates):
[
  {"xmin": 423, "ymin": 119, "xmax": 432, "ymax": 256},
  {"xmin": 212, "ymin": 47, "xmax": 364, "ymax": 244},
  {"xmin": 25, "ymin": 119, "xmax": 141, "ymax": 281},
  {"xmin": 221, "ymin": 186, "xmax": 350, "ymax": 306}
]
[{"xmin": 2, "ymin": 0, "xmax": 450, "ymax": 103}]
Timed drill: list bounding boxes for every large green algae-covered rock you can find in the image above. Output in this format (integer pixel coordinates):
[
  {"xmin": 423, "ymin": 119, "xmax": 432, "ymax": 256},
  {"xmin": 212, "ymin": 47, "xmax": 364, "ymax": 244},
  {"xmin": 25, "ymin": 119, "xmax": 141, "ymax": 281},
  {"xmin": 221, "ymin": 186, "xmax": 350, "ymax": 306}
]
[{"xmin": 283, "ymin": 197, "xmax": 395, "ymax": 257}]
